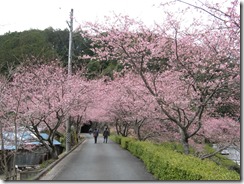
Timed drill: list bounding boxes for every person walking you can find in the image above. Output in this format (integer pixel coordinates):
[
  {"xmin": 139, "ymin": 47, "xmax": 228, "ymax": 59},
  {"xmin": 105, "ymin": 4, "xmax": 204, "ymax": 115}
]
[
  {"xmin": 89, "ymin": 128, "xmax": 92, "ymax": 135},
  {"xmin": 103, "ymin": 127, "xmax": 110, "ymax": 143},
  {"xmin": 93, "ymin": 128, "xmax": 99, "ymax": 144}
]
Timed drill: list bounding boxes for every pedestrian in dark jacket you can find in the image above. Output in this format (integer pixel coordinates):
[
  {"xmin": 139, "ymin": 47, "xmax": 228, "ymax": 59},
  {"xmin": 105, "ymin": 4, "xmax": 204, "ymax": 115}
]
[
  {"xmin": 93, "ymin": 128, "xmax": 99, "ymax": 144},
  {"xmin": 103, "ymin": 128, "xmax": 110, "ymax": 143}
]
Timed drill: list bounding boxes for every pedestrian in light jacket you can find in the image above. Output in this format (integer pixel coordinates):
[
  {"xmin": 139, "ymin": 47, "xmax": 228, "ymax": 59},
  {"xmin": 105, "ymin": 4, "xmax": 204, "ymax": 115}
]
[{"xmin": 93, "ymin": 128, "xmax": 99, "ymax": 144}]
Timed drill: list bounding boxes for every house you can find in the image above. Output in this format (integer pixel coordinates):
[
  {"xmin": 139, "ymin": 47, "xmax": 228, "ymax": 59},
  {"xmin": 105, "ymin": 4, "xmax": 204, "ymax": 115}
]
[{"xmin": 0, "ymin": 128, "xmax": 64, "ymax": 171}]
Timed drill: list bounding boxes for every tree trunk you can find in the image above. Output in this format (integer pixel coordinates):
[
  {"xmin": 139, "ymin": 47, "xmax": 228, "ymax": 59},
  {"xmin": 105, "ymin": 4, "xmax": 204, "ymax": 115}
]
[
  {"xmin": 134, "ymin": 120, "xmax": 142, "ymax": 141},
  {"xmin": 73, "ymin": 115, "xmax": 82, "ymax": 143},
  {"xmin": 179, "ymin": 127, "xmax": 190, "ymax": 154},
  {"xmin": 115, "ymin": 120, "xmax": 121, "ymax": 135},
  {"xmin": 66, "ymin": 116, "xmax": 71, "ymax": 152},
  {"xmin": 0, "ymin": 123, "xmax": 10, "ymax": 180},
  {"xmin": 122, "ymin": 122, "xmax": 128, "ymax": 137},
  {"xmin": 49, "ymin": 145, "xmax": 58, "ymax": 160}
]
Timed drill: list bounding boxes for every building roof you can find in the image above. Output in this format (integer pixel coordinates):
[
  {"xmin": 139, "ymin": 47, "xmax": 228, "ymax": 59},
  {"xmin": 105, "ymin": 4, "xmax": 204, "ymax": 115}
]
[{"xmin": 0, "ymin": 131, "xmax": 61, "ymax": 150}]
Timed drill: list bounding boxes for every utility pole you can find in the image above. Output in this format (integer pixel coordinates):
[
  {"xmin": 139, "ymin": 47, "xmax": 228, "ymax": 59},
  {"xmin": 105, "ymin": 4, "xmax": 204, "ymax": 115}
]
[
  {"xmin": 66, "ymin": 8, "xmax": 73, "ymax": 153},
  {"xmin": 67, "ymin": 8, "xmax": 73, "ymax": 76}
]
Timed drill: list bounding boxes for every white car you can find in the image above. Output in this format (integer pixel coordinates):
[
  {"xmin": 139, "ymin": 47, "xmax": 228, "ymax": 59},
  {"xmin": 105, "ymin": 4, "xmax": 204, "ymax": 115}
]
[{"xmin": 221, "ymin": 149, "xmax": 230, "ymax": 155}]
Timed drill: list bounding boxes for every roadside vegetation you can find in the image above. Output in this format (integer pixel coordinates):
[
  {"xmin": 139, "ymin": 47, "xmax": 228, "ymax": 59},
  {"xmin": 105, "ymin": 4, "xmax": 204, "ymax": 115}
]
[{"xmin": 110, "ymin": 135, "xmax": 240, "ymax": 180}]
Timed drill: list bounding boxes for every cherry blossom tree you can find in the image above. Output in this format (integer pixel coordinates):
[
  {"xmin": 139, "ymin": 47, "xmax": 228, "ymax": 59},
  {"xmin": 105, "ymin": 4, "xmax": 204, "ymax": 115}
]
[
  {"xmin": 0, "ymin": 77, "xmax": 15, "ymax": 180},
  {"xmin": 0, "ymin": 66, "xmax": 28, "ymax": 180},
  {"xmin": 4, "ymin": 64, "xmax": 91, "ymax": 159},
  {"xmin": 80, "ymin": 0, "xmax": 240, "ymax": 154},
  {"xmin": 105, "ymin": 72, "xmax": 166, "ymax": 140}
]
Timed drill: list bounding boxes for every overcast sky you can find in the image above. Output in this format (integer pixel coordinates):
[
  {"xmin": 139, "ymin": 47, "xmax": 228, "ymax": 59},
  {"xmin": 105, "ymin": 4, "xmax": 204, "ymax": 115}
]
[
  {"xmin": 0, "ymin": 0, "xmax": 167, "ymax": 35},
  {"xmin": 0, "ymin": 0, "xmax": 240, "ymax": 35}
]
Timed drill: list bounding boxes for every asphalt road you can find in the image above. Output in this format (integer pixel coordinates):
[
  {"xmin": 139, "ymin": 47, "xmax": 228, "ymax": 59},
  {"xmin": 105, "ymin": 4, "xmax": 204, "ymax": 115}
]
[{"xmin": 40, "ymin": 134, "xmax": 156, "ymax": 181}]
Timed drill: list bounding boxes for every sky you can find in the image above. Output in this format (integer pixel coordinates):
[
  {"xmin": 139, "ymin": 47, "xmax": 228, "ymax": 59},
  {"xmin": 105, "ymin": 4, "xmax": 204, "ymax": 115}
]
[
  {"xmin": 0, "ymin": 0, "xmax": 166, "ymax": 35},
  {"xmin": 0, "ymin": 0, "xmax": 240, "ymax": 35}
]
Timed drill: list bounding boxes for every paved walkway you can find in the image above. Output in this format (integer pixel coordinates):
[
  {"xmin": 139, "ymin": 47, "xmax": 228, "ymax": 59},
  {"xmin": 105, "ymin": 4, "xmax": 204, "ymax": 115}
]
[{"xmin": 39, "ymin": 134, "xmax": 156, "ymax": 181}]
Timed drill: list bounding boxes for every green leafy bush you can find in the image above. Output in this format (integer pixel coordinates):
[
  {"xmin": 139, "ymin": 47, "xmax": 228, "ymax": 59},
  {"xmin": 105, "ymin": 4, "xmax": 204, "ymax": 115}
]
[
  {"xmin": 110, "ymin": 135, "xmax": 122, "ymax": 144},
  {"xmin": 112, "ymin": 135, "xmax": 240, "ymax": 181},
  {"xmin": 120, "ymin": 137, "xmax": 135, "ymax": 149}
]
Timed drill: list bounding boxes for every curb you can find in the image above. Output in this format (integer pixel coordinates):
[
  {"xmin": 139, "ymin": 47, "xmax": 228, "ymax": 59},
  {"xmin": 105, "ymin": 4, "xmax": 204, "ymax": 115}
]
[{"xmin": 32, "ymin": 138, "xmax": 86, "ymax": 180}]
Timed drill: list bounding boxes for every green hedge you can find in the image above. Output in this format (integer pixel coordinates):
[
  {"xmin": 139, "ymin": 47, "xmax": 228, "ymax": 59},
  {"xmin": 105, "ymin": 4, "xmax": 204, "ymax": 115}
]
[
  {"xmin": 120, "ymin": 137, "xmax": 136, "ymax": 149},
  {"xmin": 113, "ymin": 136, "xmax": 240, "ymax": 181},
  {"xmin": 110, "ymin": 135, "xmax": 122, "ymax": 144}
]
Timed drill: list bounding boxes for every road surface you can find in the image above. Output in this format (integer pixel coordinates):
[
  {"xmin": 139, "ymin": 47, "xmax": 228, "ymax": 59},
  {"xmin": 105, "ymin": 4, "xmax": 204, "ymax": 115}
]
[{"xmin": 40, "ymin": 134, "xmax": 156, "ymax": 181}]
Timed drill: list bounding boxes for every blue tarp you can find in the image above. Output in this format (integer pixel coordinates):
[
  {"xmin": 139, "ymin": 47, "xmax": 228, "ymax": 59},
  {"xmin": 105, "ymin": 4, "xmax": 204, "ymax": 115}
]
[{"xmin": 40, "ymin": 133, "xmax": 61, "ymax": 145}]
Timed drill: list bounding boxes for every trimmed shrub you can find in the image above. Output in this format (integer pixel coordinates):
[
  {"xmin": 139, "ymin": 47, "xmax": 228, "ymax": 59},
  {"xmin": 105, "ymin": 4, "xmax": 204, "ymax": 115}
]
[
  {"xmin": 112, "ymin": 135, "xmax": 240, "ymax": 181},
  {"xmin": 110, "ymin": 135, "xmax": 123, "ymax": 144},
  {"xmin": 120, "ymin": 137, "xmax": 135, "ymax": 149}
]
